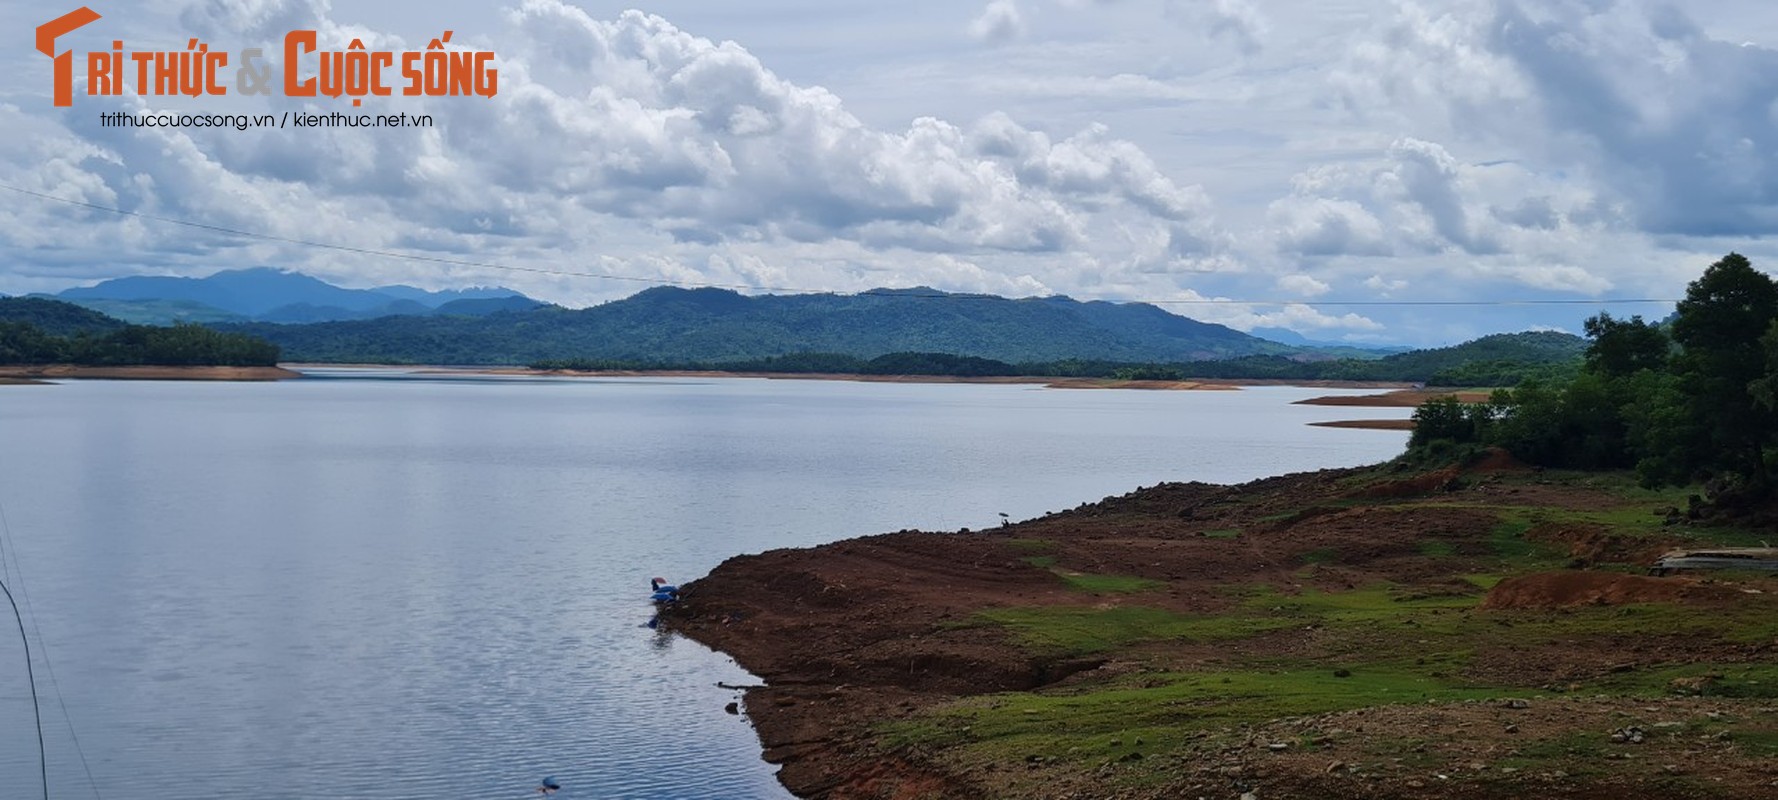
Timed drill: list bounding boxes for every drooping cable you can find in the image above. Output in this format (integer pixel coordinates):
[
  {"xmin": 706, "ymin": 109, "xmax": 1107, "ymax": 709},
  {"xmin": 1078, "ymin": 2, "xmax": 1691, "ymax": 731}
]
[{"xmin": 0, "ymin": 575, "xmax": 46, "ymax": 800}]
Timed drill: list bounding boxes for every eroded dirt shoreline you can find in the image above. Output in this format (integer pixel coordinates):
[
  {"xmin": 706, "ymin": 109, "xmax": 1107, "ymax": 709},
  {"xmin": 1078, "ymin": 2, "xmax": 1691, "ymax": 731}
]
[{"xmin": 666, "ymin": 457, "xmax": 1778, "ymax": 799}]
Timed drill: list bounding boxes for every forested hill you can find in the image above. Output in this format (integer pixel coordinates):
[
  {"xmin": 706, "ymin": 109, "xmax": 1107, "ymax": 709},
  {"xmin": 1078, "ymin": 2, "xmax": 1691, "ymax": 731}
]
[
  {"xmin": 223, "ymin": 286, "xmax": 1301, "ymax": 365},
  {"xmin": 0, "ymin": 298, "xmax": 280, "ymax": 367},
  {"xmin": 0, "ymin": 296, "xmax": 129, "ymax": 336},
  {"xmin": 1345, "ymin": 331, "xmax": 1586, "ymax": 383},
  {"xmin": 1179, "ymin": 331, "xmax": 1587, "ymax": 385}
]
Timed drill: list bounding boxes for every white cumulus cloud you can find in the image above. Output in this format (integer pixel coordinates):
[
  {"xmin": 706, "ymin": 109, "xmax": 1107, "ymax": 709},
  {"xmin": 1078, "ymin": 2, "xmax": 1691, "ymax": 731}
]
[{"xmin": 970, "ymin": 0, "xmax": 1026, "ymax": 43}]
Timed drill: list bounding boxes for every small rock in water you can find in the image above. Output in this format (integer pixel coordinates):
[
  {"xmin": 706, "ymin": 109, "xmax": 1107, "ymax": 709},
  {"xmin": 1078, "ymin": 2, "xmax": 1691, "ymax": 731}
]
[{"xmin": 723, "ymin": 702, "xmax": 739, "ymax": 715}]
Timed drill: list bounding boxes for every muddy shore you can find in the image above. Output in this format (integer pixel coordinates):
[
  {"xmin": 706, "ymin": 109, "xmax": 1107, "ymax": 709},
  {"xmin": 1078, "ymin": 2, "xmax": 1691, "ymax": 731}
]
[{"xmin": 665, "ymin": 457, "xmax": 1778, "ymax": 799}]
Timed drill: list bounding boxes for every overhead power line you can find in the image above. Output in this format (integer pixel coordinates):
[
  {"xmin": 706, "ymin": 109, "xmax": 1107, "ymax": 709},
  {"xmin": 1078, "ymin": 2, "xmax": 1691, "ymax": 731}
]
[{"xmin": 0, "ymin": 182, "xmax": 1680, "ymax": 308}]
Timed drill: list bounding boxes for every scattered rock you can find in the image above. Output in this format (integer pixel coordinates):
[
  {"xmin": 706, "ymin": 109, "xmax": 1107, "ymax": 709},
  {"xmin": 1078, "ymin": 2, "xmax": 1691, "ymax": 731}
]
[
  {"xmin": 723, "ymin": 702, "xmax": 739, "ymax": 715},
  {"xmin": 1268, "ymin": 742, "xmax": 1290, "ymax": 753},
  {"xmin": 1610, "ymin": 726, "xmax": 1646, "ymax": 744}
]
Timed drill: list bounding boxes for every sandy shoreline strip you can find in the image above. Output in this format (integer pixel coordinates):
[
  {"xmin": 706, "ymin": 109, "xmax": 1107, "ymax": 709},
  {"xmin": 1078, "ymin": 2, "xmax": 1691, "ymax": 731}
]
[
  {"xmin": 1309, "ymin": 418, "xmax": 1416, "ymax": 430},
  {"xmin": 1295, "ymin": 388, "xmax": 1493, "ymax": 407},
  {"xmin": 0, "ymin": 364, "xmax": 302, "ymax": 382}
]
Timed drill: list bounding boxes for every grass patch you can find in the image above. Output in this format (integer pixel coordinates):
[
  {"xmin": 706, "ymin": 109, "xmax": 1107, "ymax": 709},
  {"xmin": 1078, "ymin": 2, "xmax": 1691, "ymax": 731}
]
[
  {"xmin": 1005, "ymin": 538, "xmax": 1057, "ymax": 554},
  {"xmin": 1243, "ymin": 584, "xmax": 1478, "ymax": 625},
  {"xmin": 1463, "ymin": 573, "xmax": 1503, "ymax": 589},
  {"xmin": 975, "ymin": 605, "xmax": 1289, "ymax": 656},
  {"xmin": 1491, "ymin": 603, "xmax": 1778, "ymax": 649},
  {"xmin": 1200, "ymin": 529, "xmax": 1241, "ymax": 539},
  {"xmin": 1299, "ymin": 547, "xmax": 1339, "ymax": 565},
  {"xmin": 1021, "ymin": 555, "xmax": 1057, "ymax": 569},
  {"xmin": 1726, "ymin": 729, "xmax": 1778, "ymax": 757},
  {"xmin": 1059, "ymin": 573, "xmax": 1163, "ymax": 594},
  {"xmin": 1576, "ymin": 663, "xmax": 1778, "ymax": 699},
  {"xmin": 1420, "ymin": 540, "xmax": 1459, "ymax": 557},
  {"xmin": 886, "ymin": 665, "xmax": 1509, "ymax": 765}
]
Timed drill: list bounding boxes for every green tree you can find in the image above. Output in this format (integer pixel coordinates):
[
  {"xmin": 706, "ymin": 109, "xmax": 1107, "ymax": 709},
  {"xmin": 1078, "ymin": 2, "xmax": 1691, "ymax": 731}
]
[
  {"xmin": 1582, "ymin": 312, "xmax": 1669, "ymax": 378},
  {"xmin": 1667, "ymin": 253, "xmax": 1778, "ymax": 486},
  {"xmin": 1753, "ymin": 319, "xmax": 1778, "ymax": 413},
  {"xmin": 1408, "ymin": 396, "xmax": 1496, "ymax": 448}
]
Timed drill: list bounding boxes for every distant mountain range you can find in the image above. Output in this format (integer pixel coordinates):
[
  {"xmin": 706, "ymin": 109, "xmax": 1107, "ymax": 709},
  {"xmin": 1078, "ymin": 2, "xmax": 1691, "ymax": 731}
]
[
  {"xmin": 2, "ymin": 289, "xmax": 1591, "ymax": 384},
  {"xmin": 43, "ymin": 267, "xmax": 544, "ymax": 325},
  {"xmin": 1250, "ymin": 327, "xmax": 1412, "ymax": 355},
  {"xmin": 12, "ymin": 268, "xmax": 1432, "ymax": 366},
  {"xmin": 219, "ymin": 284, "xmax": 1333, "ymax": 365}
]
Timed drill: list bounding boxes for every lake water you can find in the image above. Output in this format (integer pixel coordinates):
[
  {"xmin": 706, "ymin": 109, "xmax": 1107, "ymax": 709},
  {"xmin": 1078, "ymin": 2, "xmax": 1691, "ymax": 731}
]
[{"xmin": 0, "ymin": 374, "xmax": 1408, "ymax": 799}]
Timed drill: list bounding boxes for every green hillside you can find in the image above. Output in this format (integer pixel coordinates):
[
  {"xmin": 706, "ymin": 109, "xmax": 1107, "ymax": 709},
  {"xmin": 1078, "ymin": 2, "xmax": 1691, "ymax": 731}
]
[{"xmin": 0, "ymin": 296, "xmax": 129, "ymax": 336}]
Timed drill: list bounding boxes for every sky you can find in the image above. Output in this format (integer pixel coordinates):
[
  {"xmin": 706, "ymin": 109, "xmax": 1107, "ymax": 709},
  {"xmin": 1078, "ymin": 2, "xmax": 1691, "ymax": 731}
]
[{"xmin": 3, "ymin": 0, "xmax": 1778, "ymax": 346}]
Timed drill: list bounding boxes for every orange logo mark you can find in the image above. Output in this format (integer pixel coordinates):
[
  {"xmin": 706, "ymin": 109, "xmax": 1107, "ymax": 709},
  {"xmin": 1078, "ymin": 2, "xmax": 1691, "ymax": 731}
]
[
  {"xmin": 36, "ymin": 6, "xmax": 101, "ymax": 107},
  {"xmin": 37, "ymin": 8, "xmax": 497, "ymax": 107}
]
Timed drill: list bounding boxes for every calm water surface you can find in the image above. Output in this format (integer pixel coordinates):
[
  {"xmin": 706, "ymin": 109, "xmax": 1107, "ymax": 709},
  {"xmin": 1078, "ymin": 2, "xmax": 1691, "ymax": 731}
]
[{"xmin": 0, "ymin": 374, "xmax": 1408, "ymax": 798}]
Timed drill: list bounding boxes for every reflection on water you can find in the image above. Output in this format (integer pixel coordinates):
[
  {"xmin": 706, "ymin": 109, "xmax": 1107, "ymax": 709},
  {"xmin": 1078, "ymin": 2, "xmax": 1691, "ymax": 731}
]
[{"xmin": 0, "ymin": 375, "xmax": 1407, "ymax": 798}]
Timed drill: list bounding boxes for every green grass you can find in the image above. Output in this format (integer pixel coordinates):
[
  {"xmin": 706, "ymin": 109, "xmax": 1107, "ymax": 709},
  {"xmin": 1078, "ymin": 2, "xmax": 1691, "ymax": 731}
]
[
  {"xmin": 1727, "ymin": 729, "xmax": 1778, "ymax": 757},
  {"xmin": 1496, "ymin": 731, "xmax": 1611, "ymax": 773},
  {"xmin": 975, "ymin": 605, "xmax": 1290, "ymax": 655},
  {"xmin": 1021, "ymin": 555, "xmax": 1058, "ymax": 569},
  {"xmin": 1493, "ymin": 603, "xmax": 1778, "ymax": 648},
  {"xmin": 1579, "ymin": 663, "xmax": 1778, "ymax": 698},
  {"xmin": 1463, "ymin": 573, "xmax": 1503, "ymax": 588},
  {"xmin": 1299, "ymin": 547, "xmax": 1338, "ymax": 565},
  {"xmin": 1488, "ymin": 513, "xmax": 1540, "ymax": 559},
  {"xmin": 1005, "ymin": 538, "xmax": 1057, "ymax": 554},
  {"xmin": 976, "ymin": 585, "xmax": 1492, "ymax": 658},
  {"xmin": 1420, "ymin": 540, "xmax": 1459, "ymax": 557},
  {"xmin": 885, "ymin": 665, "xmax": 1511, "ymax": 765},
  {"xmin": 1059, "ymin": 573, "xmax": 1163, "ymax": 594},
  {"xmin": 1200, "ymin": 529, "xmax": 1241, "ymax": 539}
]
